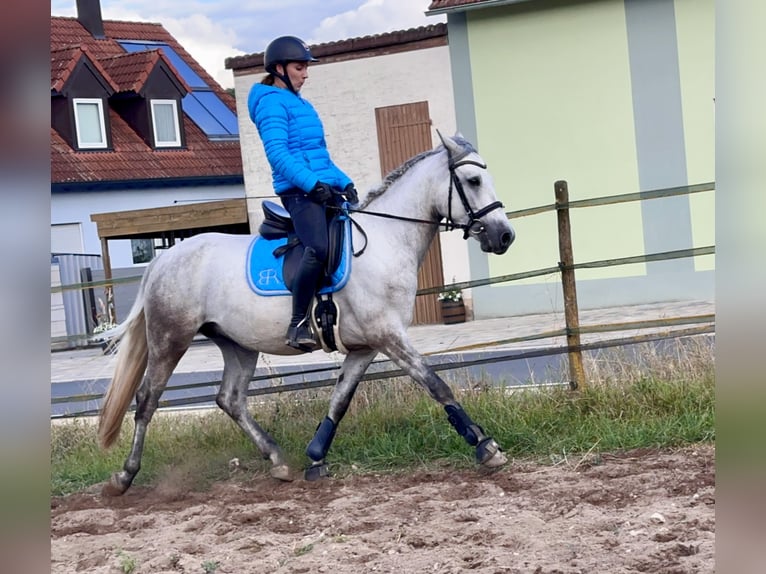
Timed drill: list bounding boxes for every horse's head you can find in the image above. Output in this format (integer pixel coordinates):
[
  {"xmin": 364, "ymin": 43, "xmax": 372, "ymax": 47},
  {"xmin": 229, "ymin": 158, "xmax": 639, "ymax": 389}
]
[{"xmin": 437, "ymin": 132, "xmax": 515, "ymax": 255}]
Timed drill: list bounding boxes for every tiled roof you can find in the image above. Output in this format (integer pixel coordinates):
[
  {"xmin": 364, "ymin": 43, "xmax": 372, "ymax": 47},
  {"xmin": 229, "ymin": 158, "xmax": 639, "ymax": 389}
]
[
  {"xmin": 51, "ymin": 16, "xmax": 242, "ymax": 188},
  {"xmin": 51, "ymin": 45, "xmax": 118, "ymax": 93},
  {"xmin": 99, "ymin": 50, "xmax": 192, "ymax": 94},
  {"xmin": 427, "ymin": 0, "xmax": 525, "ymax": 13},
  {"xmin": 227, "ymin": 23, "xmax": 447, "ymax": 71},
  {"xmin": 427, "ymin": 0, "xmax": 486, "ymax": 10}
]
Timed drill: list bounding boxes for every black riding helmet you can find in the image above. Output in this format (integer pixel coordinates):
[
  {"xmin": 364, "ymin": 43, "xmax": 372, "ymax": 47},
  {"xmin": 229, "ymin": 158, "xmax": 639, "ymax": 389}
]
[{"xmin": 264, "ymin": 36, "xmax": 318, "ymax": 93}]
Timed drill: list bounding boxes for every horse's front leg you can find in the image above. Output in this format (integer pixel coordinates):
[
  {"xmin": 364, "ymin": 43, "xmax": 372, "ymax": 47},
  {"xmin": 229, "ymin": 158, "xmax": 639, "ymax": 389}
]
[
  {"xmin": 305, "ymin": 349, "xmax": 378, "ymax": 480},
  {"xmin": 381, "ymin": 335, "xmax": 507, "ymax": 469}
]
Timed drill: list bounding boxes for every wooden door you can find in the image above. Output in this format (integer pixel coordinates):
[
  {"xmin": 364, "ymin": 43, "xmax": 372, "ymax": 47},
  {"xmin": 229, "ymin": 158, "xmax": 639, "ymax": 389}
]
[{"xmin": 375, "ymin": 101, "xmax": 444, "ymax": 324}]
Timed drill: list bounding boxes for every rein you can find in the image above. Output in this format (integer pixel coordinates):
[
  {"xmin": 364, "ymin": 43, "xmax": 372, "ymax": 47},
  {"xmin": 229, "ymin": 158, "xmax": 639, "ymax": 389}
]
[{"xmin": 335, "ymin": 148, "xmax": 505, "ymax": 255}]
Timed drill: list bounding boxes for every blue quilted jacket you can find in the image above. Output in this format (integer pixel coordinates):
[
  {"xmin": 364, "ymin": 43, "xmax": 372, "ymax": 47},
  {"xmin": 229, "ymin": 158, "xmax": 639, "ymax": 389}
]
[{"xmin": 248, "ymin": 84, "xmax": 352, "ymax": 195}]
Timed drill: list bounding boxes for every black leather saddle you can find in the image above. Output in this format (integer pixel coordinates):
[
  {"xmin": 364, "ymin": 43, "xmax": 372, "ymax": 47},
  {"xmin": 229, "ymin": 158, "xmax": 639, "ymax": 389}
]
[{"xmin": 258, "ymin": 200, "xmax": 346, "ymax": 289}]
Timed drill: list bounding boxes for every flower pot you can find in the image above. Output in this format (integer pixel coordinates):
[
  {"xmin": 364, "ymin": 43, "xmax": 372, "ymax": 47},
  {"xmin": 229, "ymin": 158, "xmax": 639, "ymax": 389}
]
[{"xmin": 441, "ymin": 300, "xmax": 466, "ymax": 324}]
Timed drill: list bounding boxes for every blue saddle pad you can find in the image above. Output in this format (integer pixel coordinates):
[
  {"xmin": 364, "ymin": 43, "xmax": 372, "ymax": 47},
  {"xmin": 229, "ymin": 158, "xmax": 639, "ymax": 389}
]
[{"xmin": 246, "ymin": 216, "xmax": 352, "ymax": 296}]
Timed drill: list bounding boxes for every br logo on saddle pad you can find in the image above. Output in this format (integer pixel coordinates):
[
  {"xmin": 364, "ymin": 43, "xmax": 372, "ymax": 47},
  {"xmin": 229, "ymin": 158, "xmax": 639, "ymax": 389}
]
[{"xmin": 246, "ymin": 201, "xmax": 352, "ymax": 296}]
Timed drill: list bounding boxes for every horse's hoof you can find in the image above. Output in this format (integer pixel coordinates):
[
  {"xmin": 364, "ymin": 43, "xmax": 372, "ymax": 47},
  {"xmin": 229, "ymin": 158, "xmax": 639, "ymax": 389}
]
[
  {"xmin": 476, "ymin": 438, "xmax": 507, "ymax": 468},
  {"xmin": 270, "ymin": 464, "xmax": 294, "ymax": 482},
  {"xmin": 304, "ymin": 462, "xmax": 330, "ymax": 481},
  {"xmin": 101, "ymin": 475, "xmax": 128, "ymax": 497}
]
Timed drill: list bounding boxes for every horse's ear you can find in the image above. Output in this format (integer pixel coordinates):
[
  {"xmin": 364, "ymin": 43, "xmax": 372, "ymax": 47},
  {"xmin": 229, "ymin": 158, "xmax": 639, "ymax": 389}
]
[
  {"xmin": 454, "ymin": 131, "xmax": 464, "ymax": 139},
  {"xmin": 436, "ymin": 129, "xmax": 460, "ymax": 155}
]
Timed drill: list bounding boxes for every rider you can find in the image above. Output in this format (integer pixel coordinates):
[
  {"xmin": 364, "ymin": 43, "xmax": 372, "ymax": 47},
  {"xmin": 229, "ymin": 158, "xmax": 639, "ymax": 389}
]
[{"xmin": 248, "ymin": 36, "xmax": 359, "ymax": 350}]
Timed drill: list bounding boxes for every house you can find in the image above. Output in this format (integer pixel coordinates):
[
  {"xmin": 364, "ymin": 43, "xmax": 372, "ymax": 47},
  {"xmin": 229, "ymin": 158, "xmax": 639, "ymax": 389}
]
[
  {"xmin": 51, "ymin": 0, "xmax": 247, "ymax": 343},
  {"xmin": 426, "ymin": 0, "xmax": 715, "ymax": 317},
  {"xmin": 51, "ymin": 0, "xmax": 246, "ymax": 267},
  {"xmin": 226, "ymin": 24, "xmax": 463, "ymax": 324}
]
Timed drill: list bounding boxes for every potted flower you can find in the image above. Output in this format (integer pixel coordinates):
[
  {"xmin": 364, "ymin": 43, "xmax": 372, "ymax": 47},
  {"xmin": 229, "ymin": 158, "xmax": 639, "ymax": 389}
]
[{"xmin": 438, "ymin": 285, "xmax": 466, "ymax": 324}]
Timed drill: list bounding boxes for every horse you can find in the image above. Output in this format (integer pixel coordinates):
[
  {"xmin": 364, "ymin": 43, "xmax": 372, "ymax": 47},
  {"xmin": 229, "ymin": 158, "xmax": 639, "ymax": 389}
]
[{"xmin": 97, "ymin": 132, "xmax": 515, "ymax": 494}]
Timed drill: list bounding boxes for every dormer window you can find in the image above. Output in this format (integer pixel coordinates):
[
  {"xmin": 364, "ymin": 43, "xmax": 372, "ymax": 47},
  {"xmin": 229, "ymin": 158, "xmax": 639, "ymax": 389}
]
[
  {"xmin": 150, "ymin": 99, "xmax": 181, "ymax": 148},
  {"xmin": 73, "ymin": 98, "xmax": 107, "ymax": 149}
]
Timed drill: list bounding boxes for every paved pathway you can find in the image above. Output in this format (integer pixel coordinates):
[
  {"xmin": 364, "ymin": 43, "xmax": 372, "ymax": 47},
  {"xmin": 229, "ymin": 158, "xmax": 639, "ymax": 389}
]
[{"xmin": 51, "ymin": 300, "xmax": 714, "ymax": 416}]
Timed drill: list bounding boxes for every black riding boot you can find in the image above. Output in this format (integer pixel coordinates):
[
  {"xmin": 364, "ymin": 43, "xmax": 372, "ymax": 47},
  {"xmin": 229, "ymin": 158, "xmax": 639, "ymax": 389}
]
[{"xmin": 286, "ymin": 246, "xmax": 324, "ymax": 349}]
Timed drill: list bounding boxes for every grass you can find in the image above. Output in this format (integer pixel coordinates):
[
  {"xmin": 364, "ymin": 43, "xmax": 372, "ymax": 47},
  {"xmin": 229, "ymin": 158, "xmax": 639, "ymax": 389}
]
[
  {"xmin": 116, "ymin": 550, "xmax": 137, "ymax": 574},
  {"xmin": 50, "ymin": 338, "xmax": 714, "ymax": 496}
]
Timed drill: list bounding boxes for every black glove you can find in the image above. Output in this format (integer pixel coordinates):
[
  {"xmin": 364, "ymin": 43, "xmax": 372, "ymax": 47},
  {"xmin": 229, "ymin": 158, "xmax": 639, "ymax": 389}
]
[
  {"xmin": 343, "ymin": 183, "xmax": 359, "ymax": 205},
  {"xmin": 308, "ymin": 181, "xmax": 334, "ymax": 205}
]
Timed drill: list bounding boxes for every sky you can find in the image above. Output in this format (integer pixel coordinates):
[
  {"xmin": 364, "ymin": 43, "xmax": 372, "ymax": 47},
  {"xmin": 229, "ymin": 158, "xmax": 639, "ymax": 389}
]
[{"xmin": 51, "ymin": 0, "xmax": 446, "ymax": 89}]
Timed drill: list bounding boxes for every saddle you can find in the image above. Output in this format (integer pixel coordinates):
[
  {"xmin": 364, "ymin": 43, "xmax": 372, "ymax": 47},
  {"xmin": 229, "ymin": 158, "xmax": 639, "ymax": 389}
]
[
  {"xmin": 247, "ymin": 200, "xmax": 351, "ymax": 353},
  {"xmin": 258, "ymin": 200, "xmax": 347, "ymax": 288}
]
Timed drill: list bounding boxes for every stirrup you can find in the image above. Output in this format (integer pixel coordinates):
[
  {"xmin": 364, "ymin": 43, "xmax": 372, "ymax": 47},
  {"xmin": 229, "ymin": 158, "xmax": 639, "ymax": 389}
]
[{"xmin": 286, "ymin": 319, "xmax": 316, "ymax": 350}]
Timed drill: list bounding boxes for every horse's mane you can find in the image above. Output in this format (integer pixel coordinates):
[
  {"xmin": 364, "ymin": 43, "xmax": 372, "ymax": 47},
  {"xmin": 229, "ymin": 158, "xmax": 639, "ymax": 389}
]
[{"xmin": 360, "ymin": 136, "xmax": 478, "ymax": 209}]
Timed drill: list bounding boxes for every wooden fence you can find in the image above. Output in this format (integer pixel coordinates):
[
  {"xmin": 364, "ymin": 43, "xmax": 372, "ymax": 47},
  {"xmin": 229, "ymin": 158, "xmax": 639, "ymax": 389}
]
[{"xmin": 51, "ymin": 180, "xmax": 715, "ymax": 415}]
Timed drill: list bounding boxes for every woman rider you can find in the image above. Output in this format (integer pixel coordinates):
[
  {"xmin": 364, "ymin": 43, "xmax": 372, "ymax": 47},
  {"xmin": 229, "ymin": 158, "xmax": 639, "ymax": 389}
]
[{"xmin": 248, "ymin": 36, "xmax": 358, "ymax": 350}]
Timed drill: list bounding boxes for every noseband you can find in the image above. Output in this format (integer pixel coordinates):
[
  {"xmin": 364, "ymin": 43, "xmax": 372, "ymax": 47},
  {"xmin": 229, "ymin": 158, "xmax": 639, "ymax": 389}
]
[{"xmin": 444, "ymin": 152, "xmax": 505, "ymax": 240}]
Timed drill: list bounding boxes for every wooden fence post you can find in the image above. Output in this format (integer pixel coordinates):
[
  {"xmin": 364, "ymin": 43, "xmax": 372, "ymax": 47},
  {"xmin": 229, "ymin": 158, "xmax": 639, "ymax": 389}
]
[{"xmin": 555, "ymin": 180, "xmax": 587, "ymax": 390}]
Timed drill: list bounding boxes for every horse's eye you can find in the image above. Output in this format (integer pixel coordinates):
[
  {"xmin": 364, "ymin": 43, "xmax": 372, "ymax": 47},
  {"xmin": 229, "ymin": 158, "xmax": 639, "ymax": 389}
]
[{"xmin": 467, "ymin": 176, "xmax": 481, "ymax": 187}]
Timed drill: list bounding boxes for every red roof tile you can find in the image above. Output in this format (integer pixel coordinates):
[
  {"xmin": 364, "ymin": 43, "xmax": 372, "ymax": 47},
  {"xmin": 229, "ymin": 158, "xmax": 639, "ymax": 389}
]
[
  {"xmin": 99, "ymin": 50, "xmax": 192, "ymax": 94},
  {"xmin": 227, "ymin": 23, "xmax": 447, "ymax": 71},
  {"xmin": 427, "ymin": 0, "xmax": 498, "ymax": 11},
  {"xmin": 51, "ymin": 16, "xmax": 241, "ymax": 187},
  {"xmin": 51, "ymin": 46, "xmax": 82, "ymax": 92},
  {"xmin": 51, "ymin": 45, "xmax": 118, "ymax": 93}
]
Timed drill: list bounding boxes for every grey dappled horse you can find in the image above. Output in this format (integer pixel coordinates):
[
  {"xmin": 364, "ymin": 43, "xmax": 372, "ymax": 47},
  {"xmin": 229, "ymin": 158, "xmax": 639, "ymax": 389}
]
[{"xmin": 98, "ymin": 133, "xmax": 515, "ymax": 495}]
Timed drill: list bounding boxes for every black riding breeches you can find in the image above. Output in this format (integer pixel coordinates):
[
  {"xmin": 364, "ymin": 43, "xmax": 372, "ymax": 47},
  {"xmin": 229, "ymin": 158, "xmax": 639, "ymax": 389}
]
[
  {"xmin": 280, "ymin": 191, "xmax": 331, "ymax": 324},
  {"xmin": 280, "ymin": 191, "xmax": 330, "ymax": 262}
]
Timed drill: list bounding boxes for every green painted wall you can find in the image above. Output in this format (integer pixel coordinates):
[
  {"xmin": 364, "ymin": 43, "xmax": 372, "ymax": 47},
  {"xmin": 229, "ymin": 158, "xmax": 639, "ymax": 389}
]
[
  {"xmin": 448, "ymin": 0, "xmax": 715, "ymax": 315},
  {"xmin": 675, "ymin": 0, "xmax": 715, "ymax": 272},
  {"xmin": 468, "ymin": 0, "xmax": 644, "ymax": 285}
]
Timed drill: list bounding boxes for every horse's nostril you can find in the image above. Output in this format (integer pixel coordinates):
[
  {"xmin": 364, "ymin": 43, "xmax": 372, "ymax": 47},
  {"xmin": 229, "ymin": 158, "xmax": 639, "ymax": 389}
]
[{"xmin": 502, "ymin": 231, "xmax": 514, "ymax": 247}]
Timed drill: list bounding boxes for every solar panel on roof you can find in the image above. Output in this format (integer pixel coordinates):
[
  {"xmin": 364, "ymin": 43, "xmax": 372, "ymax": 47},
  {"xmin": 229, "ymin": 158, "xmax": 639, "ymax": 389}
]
[
  {"xmin": 191, "ymin": 91, "xmax": 239, "ymax": 135},
  {"xmin": 117, "ymin": 40, "xmax": 238, "ymax": 139},
  {"xmin": 118, "ymin": 41, "xmax": 207, "ymax": 88}
]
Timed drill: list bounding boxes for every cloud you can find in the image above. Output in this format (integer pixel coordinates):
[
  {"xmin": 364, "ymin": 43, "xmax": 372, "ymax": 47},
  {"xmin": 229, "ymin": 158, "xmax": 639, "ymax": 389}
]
[
  {"xmin": 51, "ymin": 1, "xmax": 445, "ymax": 89},
  {"xmin": 310, "ymin": 0, "xmax": 445, "ymax": 43},
  {"xmin": 160, "ymin": 14, "xmax": 245, "ymax": 88},
  {"xmin": 52, "ymin": 1, "xmax": 244, "ymax": 89}
]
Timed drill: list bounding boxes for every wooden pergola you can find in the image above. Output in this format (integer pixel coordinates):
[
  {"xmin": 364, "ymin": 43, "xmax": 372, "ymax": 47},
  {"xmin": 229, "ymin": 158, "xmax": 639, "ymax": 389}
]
[{"xmin": 90, "ymin": 199, "xmax": 249, "ymax": 316}]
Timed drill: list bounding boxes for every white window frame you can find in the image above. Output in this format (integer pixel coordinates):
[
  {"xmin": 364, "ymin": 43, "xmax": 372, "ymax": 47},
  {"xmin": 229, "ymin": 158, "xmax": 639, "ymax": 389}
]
[
  {"xmin": 73, "ymin": 98, "xmax": 107, "ymax": 149},
  {"xmin": 150, "ymin": 99, "xmax": 182, "ymax": 148}
]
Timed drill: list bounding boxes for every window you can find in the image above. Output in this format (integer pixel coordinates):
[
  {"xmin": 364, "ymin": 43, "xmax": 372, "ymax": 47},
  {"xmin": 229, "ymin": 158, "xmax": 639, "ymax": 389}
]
[
  {"xmin": 131, "ymin": 239, "xmax": 155, "ymax": 264},
  {"xmin": 151, "ymin": 99, "xmax": 181, "ymax": 147},
  {"xmin": 73, "ymin": 98, "xmax": 107, "ymax": 149}
]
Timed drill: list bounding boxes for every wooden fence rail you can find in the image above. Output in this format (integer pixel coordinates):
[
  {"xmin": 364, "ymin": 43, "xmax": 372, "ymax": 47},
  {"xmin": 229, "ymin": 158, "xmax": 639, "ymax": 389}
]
[{"xmin": 51, "ymin": 180, "xmax": 715, "ymax": 414}]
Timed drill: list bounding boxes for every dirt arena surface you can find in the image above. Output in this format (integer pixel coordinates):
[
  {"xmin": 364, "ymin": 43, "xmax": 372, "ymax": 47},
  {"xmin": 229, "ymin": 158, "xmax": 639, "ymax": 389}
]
[{"xmin": 51, "ymin": 444, "xmax": 714, "ymax": 573}]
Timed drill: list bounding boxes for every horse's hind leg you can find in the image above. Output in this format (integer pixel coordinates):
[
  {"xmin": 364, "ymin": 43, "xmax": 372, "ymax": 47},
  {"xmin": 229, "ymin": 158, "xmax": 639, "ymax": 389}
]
[
  {"xmin": 304, "ymin": 349, "xmax": 377, "ymax": 480},
  {"xmin": 381, "ymin": 336, "xmax": 507, "ymax": 469},
  {"xmin": 105, "ymin": 348, "xmax": 186, "ymax": 496},
  {"xmin": 213, "ymin": 338, "xmax": 293, "ymax": 481}
]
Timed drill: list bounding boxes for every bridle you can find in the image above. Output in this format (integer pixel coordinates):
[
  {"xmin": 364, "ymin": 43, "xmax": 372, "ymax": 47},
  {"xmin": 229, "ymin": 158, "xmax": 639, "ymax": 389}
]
[
  {"xmin": 443, "ymin": 150, "xmax": 505, "ymax": 239},
  {"xmin": 340, "ymin": 146, "xmax": 505, "ymax": 251}
]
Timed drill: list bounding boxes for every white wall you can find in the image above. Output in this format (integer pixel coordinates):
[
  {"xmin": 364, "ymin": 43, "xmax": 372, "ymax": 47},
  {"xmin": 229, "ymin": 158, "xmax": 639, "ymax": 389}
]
[
  {"xmin": 233, "ymin": 45, "xmax": 473, "ymax": 293},
  {"xmin": 50, "ymin": 184, "xmax": 245, "ymax": 268}
]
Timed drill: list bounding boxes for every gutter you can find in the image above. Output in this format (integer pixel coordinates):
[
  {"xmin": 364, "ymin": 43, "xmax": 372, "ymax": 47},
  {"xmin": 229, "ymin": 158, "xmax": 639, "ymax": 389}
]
[{"xmin": 52, "ymin": 174, "xmax": 244, "ymax": 193}]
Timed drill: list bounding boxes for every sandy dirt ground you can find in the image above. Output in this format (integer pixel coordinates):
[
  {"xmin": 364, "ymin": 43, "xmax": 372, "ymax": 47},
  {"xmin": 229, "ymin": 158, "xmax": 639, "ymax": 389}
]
[{"xmin": 51, "ymin": 444, "xmax": 714, "ymax": 574}]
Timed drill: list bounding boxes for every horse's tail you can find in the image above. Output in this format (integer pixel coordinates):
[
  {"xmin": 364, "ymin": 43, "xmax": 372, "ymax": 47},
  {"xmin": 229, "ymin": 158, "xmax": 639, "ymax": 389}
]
[{"xmin": 97, "ymin": 261, "xmax": 155, "ymax": 450}]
